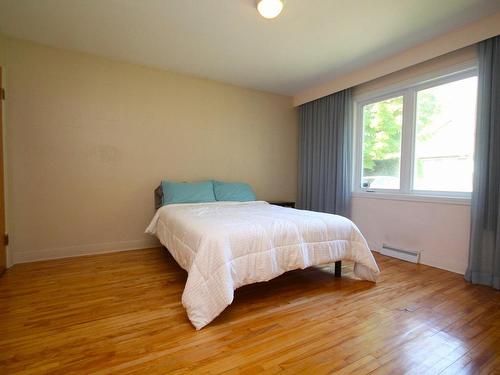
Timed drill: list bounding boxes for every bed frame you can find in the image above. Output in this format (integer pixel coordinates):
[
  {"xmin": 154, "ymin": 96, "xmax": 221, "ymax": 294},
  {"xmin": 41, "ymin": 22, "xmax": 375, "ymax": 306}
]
[
  {"xmin": 154, "ymin": 185, "xmax": 341, "ymax": 278},
  {"xmin": 334, "ymin": 260, "xmax": 342, "ymax": 277}
]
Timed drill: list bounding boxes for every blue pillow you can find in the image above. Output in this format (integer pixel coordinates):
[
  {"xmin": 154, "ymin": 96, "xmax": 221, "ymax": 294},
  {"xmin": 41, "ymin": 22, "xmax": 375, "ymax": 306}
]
[
  {"xmin": 161, "ymin": 180, "xmax": 216, "ymax": 205},
  {"xmin": 213, "ymin": 181, "xmax": 256, "ymax": 202}
]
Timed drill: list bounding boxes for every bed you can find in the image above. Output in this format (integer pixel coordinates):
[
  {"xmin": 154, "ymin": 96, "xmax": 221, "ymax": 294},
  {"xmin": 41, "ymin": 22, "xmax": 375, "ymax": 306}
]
[{"xmin": 146, "ymin": 195, "xmax": 380, "ymax": 330}]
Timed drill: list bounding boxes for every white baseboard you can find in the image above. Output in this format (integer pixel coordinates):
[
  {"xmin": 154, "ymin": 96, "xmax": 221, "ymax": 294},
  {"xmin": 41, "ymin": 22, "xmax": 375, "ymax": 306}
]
[
  {"xmin": 11, "ymin": 239, "xmax": 467, "ymax": 276},
  {"xmin": 6, "ymin": 247, "xmax": 13, "ymax": 268},
  {"xmin": 418, "ymin": 258, "xmax": 466, "ymax": 275},
  {"xmin": 12, "ymin": 238, "xmax": 161, "ymax": 264},
  {"xmin": 370, "ymin": 246, "xmax": 466, "ymax": 275}
]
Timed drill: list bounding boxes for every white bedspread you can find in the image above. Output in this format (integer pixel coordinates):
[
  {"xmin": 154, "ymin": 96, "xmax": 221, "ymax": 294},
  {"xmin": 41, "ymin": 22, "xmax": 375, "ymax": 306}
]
[{"xmin": 145, "ymin": 201, "xmax": 380, "ymax": 330}]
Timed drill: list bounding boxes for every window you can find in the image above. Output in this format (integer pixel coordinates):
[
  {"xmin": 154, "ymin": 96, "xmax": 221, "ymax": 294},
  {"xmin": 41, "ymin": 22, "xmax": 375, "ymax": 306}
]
[{"xmin": 355, "ymin": 68, "xmax": 478, "ymax": 199}]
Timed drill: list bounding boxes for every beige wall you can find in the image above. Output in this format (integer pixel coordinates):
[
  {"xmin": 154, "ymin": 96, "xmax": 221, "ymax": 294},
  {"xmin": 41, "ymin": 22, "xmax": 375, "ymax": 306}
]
[
  {"xmin": 0, "ymin": 33, "xmax": 7, "ymax": 64},
  {"xmin": 3, "ymin": 37, "xmax": 298, "ymax": 263}
]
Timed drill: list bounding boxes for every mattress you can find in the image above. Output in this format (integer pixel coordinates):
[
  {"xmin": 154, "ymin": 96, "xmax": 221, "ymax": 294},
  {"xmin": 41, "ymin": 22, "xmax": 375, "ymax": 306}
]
[{"xmin": 146, "ymin": 201, "xmax": 380, "ymax": 329}]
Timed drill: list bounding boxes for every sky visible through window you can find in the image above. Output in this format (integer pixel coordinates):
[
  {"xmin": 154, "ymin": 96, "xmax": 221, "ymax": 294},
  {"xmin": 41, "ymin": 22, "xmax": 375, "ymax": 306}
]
[{"xmin": 414, "ymin": 76, "xmax": 477, "ymax": 192}]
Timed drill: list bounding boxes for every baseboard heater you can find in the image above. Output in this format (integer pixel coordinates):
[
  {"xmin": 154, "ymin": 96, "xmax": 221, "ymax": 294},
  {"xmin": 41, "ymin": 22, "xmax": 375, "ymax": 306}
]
[{"xmin": 380, "ymin": 244, "xmax": 420, "ymax": 264}]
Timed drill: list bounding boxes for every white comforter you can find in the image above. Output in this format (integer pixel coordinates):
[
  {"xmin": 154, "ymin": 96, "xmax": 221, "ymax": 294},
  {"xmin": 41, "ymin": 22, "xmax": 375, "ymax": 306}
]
[{"xmin": 145, "ymin": 201, "xmax": 380, "ymax": 330}]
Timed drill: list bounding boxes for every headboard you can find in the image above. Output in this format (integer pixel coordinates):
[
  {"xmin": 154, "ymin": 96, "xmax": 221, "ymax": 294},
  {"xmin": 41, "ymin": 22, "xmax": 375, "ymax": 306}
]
[{"xmin": 154, "ymin": 184, "xmax": 163, "ymax": 210}]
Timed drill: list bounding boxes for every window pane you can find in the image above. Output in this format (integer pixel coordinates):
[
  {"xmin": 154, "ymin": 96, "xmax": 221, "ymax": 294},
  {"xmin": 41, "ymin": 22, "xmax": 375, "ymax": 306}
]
[
  {"xmin": 362, "ymin": 96, "xmax": 403, "ymax": 190},
  {"xmin": 414, "ymin": 76, "xmax": 477, "ymax": 192}
]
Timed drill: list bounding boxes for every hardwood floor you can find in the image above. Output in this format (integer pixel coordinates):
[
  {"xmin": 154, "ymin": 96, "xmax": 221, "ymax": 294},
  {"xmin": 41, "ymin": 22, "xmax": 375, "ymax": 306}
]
[{"xmin": 1, "ymin": 248, "xmax": 499, "ymax": 374}]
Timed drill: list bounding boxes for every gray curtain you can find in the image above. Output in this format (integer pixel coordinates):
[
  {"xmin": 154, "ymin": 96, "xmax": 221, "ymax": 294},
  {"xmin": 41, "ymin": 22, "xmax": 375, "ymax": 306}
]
[
  {"xmin": 298, "ymin": 89, "xmax": 352, "ymax": 216},
  {"xmin": 465, "ymin": 36, "xmax": 500, "ymax": 290}
]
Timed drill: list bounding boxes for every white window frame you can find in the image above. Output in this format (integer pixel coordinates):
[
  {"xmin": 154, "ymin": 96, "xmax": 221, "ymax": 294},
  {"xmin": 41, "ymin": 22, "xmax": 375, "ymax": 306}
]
[{"xmin": 353, "ymin": 62, "xmax": 478, "ymax": 205}]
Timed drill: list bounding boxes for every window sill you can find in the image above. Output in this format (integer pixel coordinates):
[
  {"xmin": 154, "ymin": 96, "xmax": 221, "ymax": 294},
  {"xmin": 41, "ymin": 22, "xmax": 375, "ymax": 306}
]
[{"xmin": 352, "ymin": 191, "xmax": 471, "ymax": 206}]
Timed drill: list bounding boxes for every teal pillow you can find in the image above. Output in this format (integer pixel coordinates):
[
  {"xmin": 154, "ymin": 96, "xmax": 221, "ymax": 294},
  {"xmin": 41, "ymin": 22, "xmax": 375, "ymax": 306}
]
[
  {"xmin": 161, "ymin": 180, "xmax": 216, "ymax": 205},
  {"xmin": 213, "ymin": 181, "xmax": 256, "ymax": 202}
]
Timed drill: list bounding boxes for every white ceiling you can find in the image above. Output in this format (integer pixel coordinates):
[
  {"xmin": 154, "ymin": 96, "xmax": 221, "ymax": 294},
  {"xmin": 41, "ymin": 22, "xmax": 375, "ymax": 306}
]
[{"xmin": 0, "ymin": 0, "xmax": 499, "ymax": 96}]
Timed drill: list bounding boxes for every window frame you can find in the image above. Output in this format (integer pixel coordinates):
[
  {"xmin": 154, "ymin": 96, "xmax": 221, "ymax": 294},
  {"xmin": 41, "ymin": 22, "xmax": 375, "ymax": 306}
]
[{"xmin": 353, "ymin": 64, "xmax": 478, "ymax": 203}]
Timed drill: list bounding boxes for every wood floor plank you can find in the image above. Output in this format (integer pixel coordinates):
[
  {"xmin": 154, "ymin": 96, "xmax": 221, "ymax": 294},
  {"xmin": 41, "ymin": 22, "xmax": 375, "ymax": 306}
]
[{"xmin": 1, "ymin": 248, "xmax": 499, "ymax": 374}]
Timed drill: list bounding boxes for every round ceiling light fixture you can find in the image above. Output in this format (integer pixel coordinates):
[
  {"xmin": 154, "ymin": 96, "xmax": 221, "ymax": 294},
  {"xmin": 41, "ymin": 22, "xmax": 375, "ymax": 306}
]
[{"xmin": 257, "ymin": 0, "xmax": 284, "ymax": 19}]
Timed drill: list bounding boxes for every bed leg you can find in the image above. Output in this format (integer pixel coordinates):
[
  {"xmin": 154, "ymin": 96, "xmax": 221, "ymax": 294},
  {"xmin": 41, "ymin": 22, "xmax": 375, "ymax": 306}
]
[{"xmin": 334, "ymin": 261, "xmax": 342, "ymax": 278}]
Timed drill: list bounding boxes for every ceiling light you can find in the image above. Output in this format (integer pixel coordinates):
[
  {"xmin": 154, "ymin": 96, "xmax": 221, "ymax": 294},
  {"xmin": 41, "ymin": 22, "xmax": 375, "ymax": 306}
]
[{"xmin": 257, "ymin": 0, "xmax": 284, "ymax": 19}]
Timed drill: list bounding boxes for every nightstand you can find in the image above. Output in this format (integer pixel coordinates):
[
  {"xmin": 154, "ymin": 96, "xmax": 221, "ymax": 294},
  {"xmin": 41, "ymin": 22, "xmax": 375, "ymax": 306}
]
[{"xmin": 269, "ymin": 201, "xmax": 295, "ymax": 208}]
